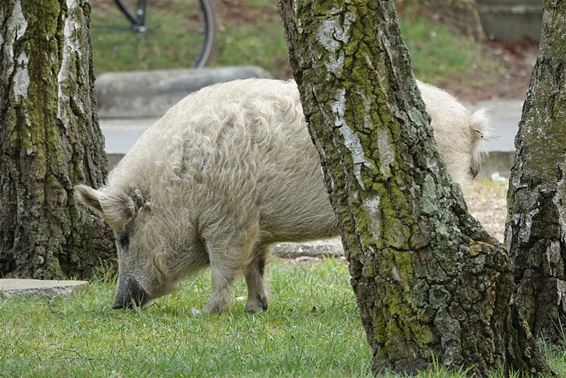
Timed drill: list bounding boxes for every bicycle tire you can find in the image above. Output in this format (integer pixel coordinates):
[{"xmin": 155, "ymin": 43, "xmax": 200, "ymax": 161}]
[
  {"xmin": 91, "ymin": 0, "xmax": 216, "ymax": 72},
  {"xmin": 193, "ymin": 0, "xmax": 215, "ymax": 68}
]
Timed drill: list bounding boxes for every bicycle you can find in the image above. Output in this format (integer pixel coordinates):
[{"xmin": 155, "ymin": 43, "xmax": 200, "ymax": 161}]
[{"xmin": 91, "ymin": 0, "xmax": 216, "ymax": 72}]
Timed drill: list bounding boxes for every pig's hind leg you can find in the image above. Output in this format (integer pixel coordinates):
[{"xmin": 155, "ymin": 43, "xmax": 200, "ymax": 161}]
[
  {"xmin": 203, "ymin": 224, "xmax": 260, "ymax": 314},
  {"xmin": 244, "ymin": 244, "xmax": 269, "ymax": 313}
]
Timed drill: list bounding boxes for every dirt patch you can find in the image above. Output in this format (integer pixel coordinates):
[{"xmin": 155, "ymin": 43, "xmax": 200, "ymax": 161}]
[{"xmin": 215, "ymin": 0, "xmax": 278, "ymax": 27}]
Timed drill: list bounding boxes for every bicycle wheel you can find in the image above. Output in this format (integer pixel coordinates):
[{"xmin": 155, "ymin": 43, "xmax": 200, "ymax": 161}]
[{"xmin": 90, "ymin": 0, "xmax": 216, "ymax": 73}]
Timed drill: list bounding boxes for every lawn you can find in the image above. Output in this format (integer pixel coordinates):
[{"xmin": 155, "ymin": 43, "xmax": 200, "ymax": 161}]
[
  {"xmin": 1, "ymin": 259, "xmax": 371, "ymax": 377},
  {"xmin": 90, "ymin": 0, "xmax": 210, "ymax": 71},
  {"xmin": 3, "ymin": 257, "xmax": 566, "ymax": 377},
  {"xmin": 90, "ymin": 0, "xmax": 502, "ymax": 88}
]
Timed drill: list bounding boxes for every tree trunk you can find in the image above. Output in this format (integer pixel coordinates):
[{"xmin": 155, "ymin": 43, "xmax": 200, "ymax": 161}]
[
  {"xmin": 0, "ymin": 0, "xmax": 114, "ymax": 279},
  {"xmin": 506, "ymin": 0, "xmax": 566, "ymax": 343},
  {"xmin": 279, "ymin": 1, "xmax": 549, "ymax": 375}
]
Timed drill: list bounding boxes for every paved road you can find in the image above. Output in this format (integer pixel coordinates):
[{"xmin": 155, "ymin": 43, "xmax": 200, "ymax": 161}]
[
  {"xmin": 100, "ymin": 118, "xmax": 157, "ymax": 154},
  {"xmin": 99, "ymin": 100, "xmax": 523, "ymax": 154}
]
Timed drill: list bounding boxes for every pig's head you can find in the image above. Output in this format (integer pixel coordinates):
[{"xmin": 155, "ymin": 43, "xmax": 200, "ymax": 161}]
[{"xmin": 75, "ymin": 184, "xmax": 172, "ymax": 309}]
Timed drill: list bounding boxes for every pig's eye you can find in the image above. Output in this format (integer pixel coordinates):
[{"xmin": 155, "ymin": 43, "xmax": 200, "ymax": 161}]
[{"xmin": 118, "ymin": 233, "xmax": 130, "ymax": 251}]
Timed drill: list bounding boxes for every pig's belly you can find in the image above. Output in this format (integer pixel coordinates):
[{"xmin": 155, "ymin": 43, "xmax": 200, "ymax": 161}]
[{"xmin": 258, "ymin": 189, "xmax": 337, "ymax": 243}]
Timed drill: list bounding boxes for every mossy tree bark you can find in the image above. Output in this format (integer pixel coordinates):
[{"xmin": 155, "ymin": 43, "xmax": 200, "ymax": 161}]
[
  {"xmin": 0, "ymin": 0, "xmax": 115, "ymax": 279},
  {"xmin": 279, "ymin": 0, "xmax": 550, "ymax": 375},
  {"xmin": 506, "ymin": 0, "xmax": 566, "ymax": 343}
]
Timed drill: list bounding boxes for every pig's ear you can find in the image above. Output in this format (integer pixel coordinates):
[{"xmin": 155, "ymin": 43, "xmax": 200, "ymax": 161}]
[
  {"xmin": 75, "ymin": 185, "xmax": 104, "ymax": 213},
  {"xmin": 75, "ymin": 185, "xmax": 135, "ymax": 229}
]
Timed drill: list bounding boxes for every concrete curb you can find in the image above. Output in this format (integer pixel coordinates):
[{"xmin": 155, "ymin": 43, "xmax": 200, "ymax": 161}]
[
  {"xmin": 0, "ymin": 279, "xmax": 89, "ymax": 299},
  {"xmin": 96, "ymin": 66, "xmax": 272, "ymax": 119},
  {"xmin": 477, "ymin": 0, "xmax": 542, "ymax": 42}
]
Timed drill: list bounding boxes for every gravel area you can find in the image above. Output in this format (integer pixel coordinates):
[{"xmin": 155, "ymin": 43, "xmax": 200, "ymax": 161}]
[{"xmin": 462, "ymin": 178, "xmax": 508, "ymax": 242}]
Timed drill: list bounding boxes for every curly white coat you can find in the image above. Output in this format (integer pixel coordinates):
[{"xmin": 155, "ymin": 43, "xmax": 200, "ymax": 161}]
[{"xmin": 76, "ymin": 78, "xmax": 490, "ymax": 313}]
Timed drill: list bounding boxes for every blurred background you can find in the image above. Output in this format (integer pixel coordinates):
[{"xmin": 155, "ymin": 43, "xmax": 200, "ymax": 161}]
[{"xmin": 89, "ymin": 0, "xmax": 541, "ymax": 101}]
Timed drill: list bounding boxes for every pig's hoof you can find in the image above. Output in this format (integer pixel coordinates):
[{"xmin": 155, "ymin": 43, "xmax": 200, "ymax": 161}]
[
  {"xmin": 203, "ymin": 300, "xmax": 230, "ymax": 314},
  {"xmin": 245, "ymin": 294, "xmax": 268, "ymax": 313},
  {"xmin": 203, "ymin": 305, "xmax": 224, "ymax": 314}
]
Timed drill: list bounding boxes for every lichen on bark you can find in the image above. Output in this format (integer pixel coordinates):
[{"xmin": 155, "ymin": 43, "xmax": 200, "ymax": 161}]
[
  {"xmin": 279, "ymin": 0, "xmax": 551, "ymax": 375},
  {"xmin": 506, "ymin": 0, "xmax": 566, "ymax": 343},
  {"xmin": 0, "ymin": 0, "xmax": 114, "ymax": 279}
]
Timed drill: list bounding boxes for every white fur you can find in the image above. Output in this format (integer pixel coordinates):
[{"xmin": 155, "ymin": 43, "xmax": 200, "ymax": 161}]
[
  {"xmin": 77, "ymin": 78, "xmax": 490, "ymax": 313},
  {"xmin": 417, "ymin": 81, "xmax": 490, "ymax": 183}
]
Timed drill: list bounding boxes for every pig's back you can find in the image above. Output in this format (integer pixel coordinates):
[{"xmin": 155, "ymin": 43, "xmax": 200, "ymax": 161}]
[{"xmin": 108, "ymin": 79, "xmax": 336, "ymax": 242}]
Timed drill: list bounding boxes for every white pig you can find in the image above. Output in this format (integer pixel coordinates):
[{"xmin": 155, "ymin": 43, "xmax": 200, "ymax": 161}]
[{"xmin": 76, "ymin": 79, "xmax": 489, "ymax": 313}]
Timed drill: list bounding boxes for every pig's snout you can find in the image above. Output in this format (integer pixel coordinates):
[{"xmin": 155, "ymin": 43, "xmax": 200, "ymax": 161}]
[
  {"xmin": 112, "ymin": 277, "xmax": 151, "ymax": 309},
  {"xmin": 470, "ymin": 160, "xmax": 481, "ymax": 179}
]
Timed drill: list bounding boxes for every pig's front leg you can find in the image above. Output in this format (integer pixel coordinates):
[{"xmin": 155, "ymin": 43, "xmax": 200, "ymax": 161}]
[
  {"xmin": 202, "ymin": 225, "xmax": 259, "ymax": 314},
  {"xmin": 203, "ymin": 264, "xmax": 237, "ymax": 314},
  {"xmin": 244, "ymin": 244, "xmax": 269, "ymax": 313}
]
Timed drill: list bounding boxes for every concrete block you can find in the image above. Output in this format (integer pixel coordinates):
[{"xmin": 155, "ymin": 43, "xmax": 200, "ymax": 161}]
[
  {"xmin": 0, "ymin": 279, "xmax": 88, "ymax": 299},
  {"xmin": 96, "ymin": 66, "xmax": 272, "ymax": 119},
  {"xmin": 271, "ymin": 239, "xmax": 344, "ymax": 258},
  {"xmin": 477, "ymin": 0, "xmax": 543, "ymax": 42}
]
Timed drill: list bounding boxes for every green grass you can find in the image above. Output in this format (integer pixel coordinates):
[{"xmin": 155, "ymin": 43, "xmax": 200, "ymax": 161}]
[
  {"xmin": 90, "ymin": 0, "xmax": 502, "ymax": 86},
  {"xmin": 214, "ymin": 20, "xmax": 290, "ymax": 78},
  {"xmin": 399, "ymin": 15, "xmax": 502, "ymax": 86},
  {"xmin": 91, "ymin": 0, "xmax": 210, "ymax": 72},
  {"xmin": 2, "ymin": 258, "xmax": 565, "ymax": 377},
  {"xmin": 1, "ymin": 259, "xmax": 371, "ymax": 377}
]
